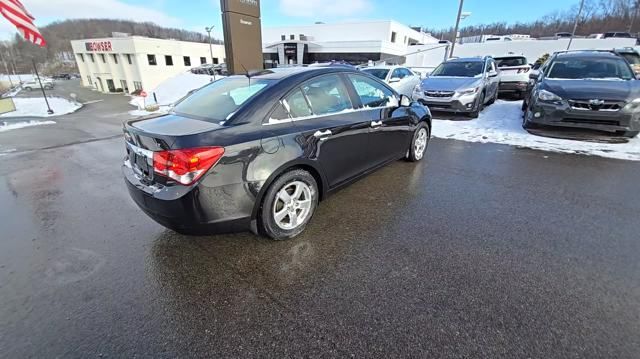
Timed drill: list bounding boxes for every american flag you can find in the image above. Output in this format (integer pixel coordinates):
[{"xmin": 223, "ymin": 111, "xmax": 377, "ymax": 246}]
[{"xmin": 0, "ymin": 0, "xmax": 46, "ymax": 47}]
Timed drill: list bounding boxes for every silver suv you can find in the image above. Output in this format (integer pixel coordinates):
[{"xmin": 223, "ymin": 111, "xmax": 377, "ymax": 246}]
[{"xmin": 413, "ymin": 57, "xmax": 500, "ymax": 118}]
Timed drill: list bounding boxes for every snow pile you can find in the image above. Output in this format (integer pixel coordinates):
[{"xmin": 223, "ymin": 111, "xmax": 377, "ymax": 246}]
[
  {"xmin": 0, "ymin": 120, "xmax": 56, "ymax": 132},
  {"xmin": 129, "ymin": 72, "xmax": 220, "ymax": 110},
  {"xmin": 432, "ymin": 100, "xmax": 640, "ymax": 161},
  {"xmin": 0, "ymin": 97, "xmax": 82, "ymax": 118}
]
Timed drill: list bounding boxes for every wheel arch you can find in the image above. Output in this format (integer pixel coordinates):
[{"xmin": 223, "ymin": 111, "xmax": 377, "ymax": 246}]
[{"xmin": 250, "ymin": 159, "xmax": 327, "ymax": 224}]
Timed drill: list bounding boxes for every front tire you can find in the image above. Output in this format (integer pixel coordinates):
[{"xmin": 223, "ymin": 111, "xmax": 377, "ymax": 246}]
[
  {"xmin": 408, "ymin": 123, "xmax": 430, "ymax": 162},
  {"xmin": 469, "ymin": 92, "xmax": 485, "ymax": 118},
  {"xmin": 618, "ymin": 130, "xmax": 639, "ymax": 138},
  {"xmin": 260, "ymin": 169, "xmax": 319, "ymax": 240}
]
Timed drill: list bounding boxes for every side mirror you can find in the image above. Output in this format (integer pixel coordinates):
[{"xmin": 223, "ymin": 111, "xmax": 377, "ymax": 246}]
[
  {"xmin": 529, "ymin": 71, "xmax": 540, "ymax": 81},
  {"xmin": 389, "ymin": 77, "xmax": 401, "ymax": 83},
  {"xmin": 400, "ymin": 94, "xmax": 412, "ymax": 107},
  {"xmin": 488, "ymin": 70, "xmax": 499, "ymax": 78}
]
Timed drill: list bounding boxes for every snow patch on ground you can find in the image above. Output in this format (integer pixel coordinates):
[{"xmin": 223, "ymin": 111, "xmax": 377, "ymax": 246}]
[
  {"xmin": 129, "ymin": 72, "xmax": 220, "ymax": 111},
  {"xmin": 1, "ymin": 86, "xmax": 21, "ymax": 98},
  {"xmin": 432, "ymin": 100, "xmax": 640, "ymax": 161},
  {"xmin": 0, "ymin": 148, "xmax": 17, "ymax": 156},
  {"xmin": 0, "ymin": 97, "xmax": 82, "ymax": 118},
  {"xmin": 0, "ymin": 120, "xmax": 56, "ymax": 132}
]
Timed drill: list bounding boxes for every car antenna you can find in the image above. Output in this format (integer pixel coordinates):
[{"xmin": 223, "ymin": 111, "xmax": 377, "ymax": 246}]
[{"xmin": 240, "ymin": 63, "xmax": 251, "ymax": 87}]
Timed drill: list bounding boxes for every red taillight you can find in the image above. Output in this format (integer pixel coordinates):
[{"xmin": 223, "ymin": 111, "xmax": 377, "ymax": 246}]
[{"xmin": 153, "ymin": 147, "xmax": 225, "ymax": 185}]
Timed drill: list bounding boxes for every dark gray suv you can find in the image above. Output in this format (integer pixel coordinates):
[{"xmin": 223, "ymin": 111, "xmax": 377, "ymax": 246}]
[{"xmin": 523, "ymin": 51, "xmax": 640, "ymax": 138}]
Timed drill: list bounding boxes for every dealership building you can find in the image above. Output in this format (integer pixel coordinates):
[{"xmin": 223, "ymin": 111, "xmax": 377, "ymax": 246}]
[
  {"xmin": 71, "ymin": 34, "xmax": 225, "ymax": 94},
  {"xmin": 262, "ymin": 20, "xmax": 439, "ymax": 66}
]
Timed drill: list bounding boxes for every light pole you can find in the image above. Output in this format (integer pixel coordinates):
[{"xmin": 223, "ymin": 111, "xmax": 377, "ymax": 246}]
[
  {"xmin": 205, "ymin": 26, "xmax": 215, "ymax": 65},
  {"xmin": 629, "ymin": 0, "xmax": 640, "ymax": 33},
  {"xmin": 449, "ymin": 0, "xmax": 470, "ymax": 58},
  {"xmin": 567, "ymin": 0, "xmax": 585, "ymax": 50}
]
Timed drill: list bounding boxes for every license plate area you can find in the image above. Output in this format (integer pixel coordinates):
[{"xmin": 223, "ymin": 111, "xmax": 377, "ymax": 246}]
[{"xmin": 127, "ymin": 142, "xmax": 154, "ymax": 180}]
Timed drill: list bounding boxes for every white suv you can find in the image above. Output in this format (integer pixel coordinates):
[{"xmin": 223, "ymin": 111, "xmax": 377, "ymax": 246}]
[{"xmin": 494, "ymin": 55, "xmax": 531, "ymax": 99}]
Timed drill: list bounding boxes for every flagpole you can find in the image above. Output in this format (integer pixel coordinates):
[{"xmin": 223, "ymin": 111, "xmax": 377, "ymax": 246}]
[{"xmin": 32, "ymin": 59, "xmax": 53, "ymax": 114}]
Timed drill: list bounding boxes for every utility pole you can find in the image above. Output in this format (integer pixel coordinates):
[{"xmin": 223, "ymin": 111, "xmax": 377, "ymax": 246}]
[
  {"xmin": 629, "ymin": 0, "xmax": 640, "ymax": 33},
  {"xmin": 567, "ymin": 0, "xmax": 585, "ymax": 50},
  {"xmin": 205, "ymin": 26, "xmax": 215, "ymax": 65},
  {"xmin": 450, "ymin": 0, "xmax": 465, "ymax": 58},
  {"xmin": 0, "ymin": 51, "xmax": 13, "ymax": 88}
]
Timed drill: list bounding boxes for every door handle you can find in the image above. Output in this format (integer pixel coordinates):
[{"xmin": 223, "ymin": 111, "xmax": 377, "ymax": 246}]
[
  {"xmin": 371, "ymin": 120, "xmax": 383, "ymax": 128},
  {"xmin": 313, "ymin": 130, "xmax": 332, "ymax": 140}
]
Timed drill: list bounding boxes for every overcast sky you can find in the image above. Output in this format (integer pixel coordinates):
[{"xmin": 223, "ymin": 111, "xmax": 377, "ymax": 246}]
[{"xmin": 0, "ymin": 0, "xmax": 579, "ymax": 40}]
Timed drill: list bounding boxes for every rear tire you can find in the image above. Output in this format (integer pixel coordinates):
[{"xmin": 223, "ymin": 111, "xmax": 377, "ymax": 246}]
[
  {"xmin": 260, "ymin": 169, "xmax": 319, "ymax": 240},
  {"xmin": 407, "ymin": 122, "xmax": 430, "ymax": 162},
  {"xmin": 24, "ymin": 87, "xmax": 32, "ymax": 91},
  {"xmin": 522, "ymin": 109, "xmax": 537, "ymax": 130}
]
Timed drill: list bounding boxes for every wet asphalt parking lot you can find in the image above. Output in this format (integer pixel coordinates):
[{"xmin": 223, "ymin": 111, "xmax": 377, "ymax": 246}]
[{"xmin": 1, "ymin": 82, "xmax": 640, "ymax": 358}]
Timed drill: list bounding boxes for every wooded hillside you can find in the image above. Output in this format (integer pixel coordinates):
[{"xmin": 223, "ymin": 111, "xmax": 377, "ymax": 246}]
[{"xmin": 0, "ymin": 19, "xmax": 223, "ymax": 74}]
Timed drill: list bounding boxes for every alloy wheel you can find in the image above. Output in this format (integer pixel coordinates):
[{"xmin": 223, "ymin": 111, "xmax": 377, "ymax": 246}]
[
  {"xmin": 414, "ymin": 128, "xmax": 428, "ymax": 160},
  {"xmin": 273, "ymin": 181, "xmax": 313, "ymax": 230}
]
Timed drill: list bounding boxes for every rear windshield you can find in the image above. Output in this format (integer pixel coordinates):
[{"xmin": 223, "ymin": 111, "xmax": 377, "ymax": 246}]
[
  {"xmin": 547, "ymin": 57, "xmax": 634, "ymax": 80},
  {"xmin": 361, "ymin": 68, "xmax": 390, "ymax": 80},
  {"xmin": 495, "ymin": 57, "xmax": 527, "ymax": 68},
  {"xmin": 431, "ymin": 61, "xmax": 484, "ymax": 77},
  {"xmin": 172, "ymin": 77, "xmax": 274, "ymax": 122}
]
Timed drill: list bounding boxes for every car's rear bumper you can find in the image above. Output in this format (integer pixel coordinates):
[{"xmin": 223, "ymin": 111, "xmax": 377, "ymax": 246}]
[
  {"xmin": 123, "ymin": 163, "xmax": 253, "ymax": 235},
  {"xmin": 499, "ymin": 81, "xmax": 528, "ymax": 93},
  {"xmin": 528, "ymin": 101, "xmax": 640, "ymax": 132}
]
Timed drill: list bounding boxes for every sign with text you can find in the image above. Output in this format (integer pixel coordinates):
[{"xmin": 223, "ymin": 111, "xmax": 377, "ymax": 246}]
[
  {"xmin": 221, "ymin": 0, "xmax": 263, "ymax": 74},
  {"xmin": 85, "ymin": 41, "xmax": 113, "ymax": 52}
]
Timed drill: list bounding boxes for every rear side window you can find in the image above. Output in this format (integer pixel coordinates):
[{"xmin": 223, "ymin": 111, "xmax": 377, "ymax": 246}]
[
  {"xmin": 347, "ymin": 74, "xmax": 395, "ymax": 108},
  {"xmin": 283, "ymin": 89, "xmax": 312, "ymax": 119},
  {"xmin": 300, "ymin": 75, "xmax": 353, "ymax": 116}
]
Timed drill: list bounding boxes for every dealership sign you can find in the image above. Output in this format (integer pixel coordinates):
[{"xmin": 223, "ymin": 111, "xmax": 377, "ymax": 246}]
[{"xmin": 85, "ymin": 41, "xmax": 113, "ymax": 52}]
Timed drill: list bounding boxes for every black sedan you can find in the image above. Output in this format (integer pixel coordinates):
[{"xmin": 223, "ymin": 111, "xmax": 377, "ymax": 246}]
[{"xmin": 123, "ymin": 67, "xmax": 432, "ymax": 240}]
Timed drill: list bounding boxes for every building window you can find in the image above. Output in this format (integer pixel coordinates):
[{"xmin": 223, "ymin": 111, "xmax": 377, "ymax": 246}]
[
  {"xmin": 200, "ymin": 57, "xmax": 206, "ymax": 65},
  {"xmin": 147, "ymin": 54, "xmax": 157, "ymax": 66},
  {"xmin": 391, "ymin": 32, "xmax": 397, "ymax": 43},
  {"xmin": 404, "ymin": 36, "xmax": 407, "ymax": 44},
  {"xmin": 281, "ymin": 35, "xmax": 286, "ymax": 41},
  {"xmin": 88, "ymin": 54, "xmax": 95, "ymax": 62},
  {"xmin": 183, "ymin": 56, "xmax": 191, "ymax": 66},
  {"xmin": 133, "ymin": 81, "xmax": 143, "ymax": 90},
  {"xmin": 290, "ymin": 34, "xmax": 295, "ymax": 40},
  {"xmin": 87, "ymin": 76, "xmax": 92, "ymax": 85},
  {"xmin": 213, "ymin": 57, "xmax": 219, "ymax": 64},
  {"xmin": 126, "ymin": 54, "xmax": 132, "ymax": 65},
  {"xmin": 165, "ymin": 55, "xmax": 173, "ymax": 66},
  {"xmin": 111, "ymin": 54, "xmax": 118, "ymax": 64},
  {"xmin": 100, "ymin": 54, "xmax": 106, "ymax": 63},
  {"xmin": 78, "ymin": 54, "xmax": 84, "ymax": 62}
]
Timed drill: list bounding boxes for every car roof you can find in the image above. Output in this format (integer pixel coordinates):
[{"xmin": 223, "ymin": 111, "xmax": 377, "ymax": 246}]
[
  {"xmin": 362, "ymin": 65, "xmax": 401, "ymax": 70},
  {"xmin": 446, "ymin": 57, "xmax": 486, "ymax": 63},
  {"xmin": 555, "ymin": 51, "xmax": 621, "ymax": 59}
]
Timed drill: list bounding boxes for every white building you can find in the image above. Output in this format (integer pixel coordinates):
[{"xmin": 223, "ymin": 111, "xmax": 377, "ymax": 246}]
[
  {"xmin": 262, "ymin": 20, "xmax": 439, "ymax": 66},
  {"xmin": 71, "ymin": 35, "xmax": 225, "ymax": 94}
]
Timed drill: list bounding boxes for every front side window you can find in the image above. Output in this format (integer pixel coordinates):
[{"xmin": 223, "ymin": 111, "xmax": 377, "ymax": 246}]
[
  {"xmin": 547, "ymin": 57, "xmax": 634, "ymax": 80},
  {"xmin": 300, "ymin": 75, "xmax": 353, "ymax": 116},
  {"xmin": 347, "ymin": 74, "xmax": 395, "ymax": 108},
  {"xmin": 172, "ymin": 77, "xmax": 274, "ymax": 122},
  {"xmin": 431, "ymin": 61, "xmax": 484, "ymax": 77},
  {"xmin": 148, "ymin": 54, "xmax": 157, "ymax": 66},
  {"xmin": 391, "ymin": 68, "xmax": 403, "ymax": 79}
]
